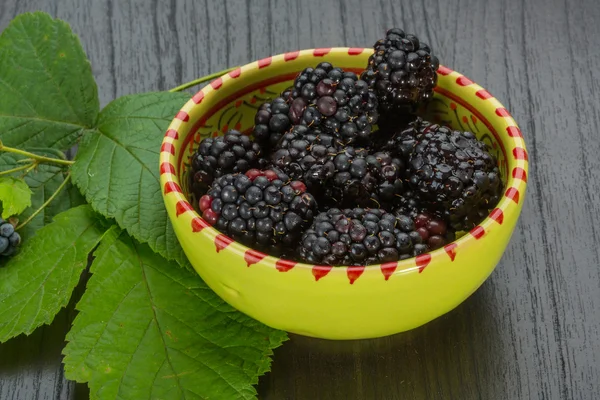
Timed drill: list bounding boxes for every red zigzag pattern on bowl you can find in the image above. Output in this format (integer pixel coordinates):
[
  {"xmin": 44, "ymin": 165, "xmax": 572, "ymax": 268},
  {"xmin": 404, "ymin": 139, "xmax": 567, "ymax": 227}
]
[{"xmin": 161, "ymin": 56, "xmax": 527, "ymax": 285}]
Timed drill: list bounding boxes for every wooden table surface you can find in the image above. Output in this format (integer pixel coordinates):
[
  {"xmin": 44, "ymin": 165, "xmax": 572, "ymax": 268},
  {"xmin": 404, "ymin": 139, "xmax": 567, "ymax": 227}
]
[{"xmin": 1, "ymin": 0, "xmax": 600, "ymax": 399}]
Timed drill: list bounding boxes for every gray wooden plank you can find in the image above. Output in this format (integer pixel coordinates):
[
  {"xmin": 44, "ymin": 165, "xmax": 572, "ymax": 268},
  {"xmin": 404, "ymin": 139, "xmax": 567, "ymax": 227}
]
[
  {"xmin": 521, "ymin": 0, "xmax": 600, "ymax": 398},
  {"xmin": 54, "ymin": 0, "xmax": 116, "ymax": 107},
  {"xmin": 0, "ymin": 278, "xmax": 89, "ymax": 400},
  {"xmin": 0, "ymin": 0, "xmax": 600, "ymax": 399}
]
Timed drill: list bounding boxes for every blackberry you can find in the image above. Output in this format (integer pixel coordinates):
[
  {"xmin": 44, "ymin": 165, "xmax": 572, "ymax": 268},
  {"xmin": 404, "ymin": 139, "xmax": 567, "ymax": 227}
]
[
  {"xmin": 322, "ymin": 149, "xmax": 405, "ymax": 208},
  {"xmin": 271, "ymin": 126, "xmax": 405, "ymax": 208},
  {"xmin": 298, "ymin": 208, "xmax": 428, "ymax": 266},
  {"xmin": 407, "ymin": 123, "xmax": 502, "ymax": 231},
  {"xmin": 361, "ymin": 28, "xmax": 439, "ymax": 118},
  {"xmin": 271, "ymin": 125, "xmax": 341, "ymax": 184},
  {"xmin": 189, "ymin": 130, "xmax": 267, "ymax": 199},
  {"xmin": 390, "ymin": 189, "xmax": 457, "ymax": 250},
  {"xmin": 199, "ymin": 170, "xmax": 317, "ymax": 254},
  {"xmin": 291, "ymin": 62, "xmax": 379, "ymax": 143},
  {"xmin": 0, "ymin": 219, "xmax": 21, "ymax": 259},
  {"xmin": 253, "ymin": 87, "xmax": 295, "ymax": 150},
  {"xmin": 375, "ymin": 117, "xmax": 431, "ymax": 162}
]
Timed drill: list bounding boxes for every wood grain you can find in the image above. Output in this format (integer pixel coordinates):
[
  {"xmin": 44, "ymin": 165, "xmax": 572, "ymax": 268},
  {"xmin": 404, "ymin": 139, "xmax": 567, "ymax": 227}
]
[{"xmin": 1, "ymin": 0, "xmax": 599, "ymax": 399}]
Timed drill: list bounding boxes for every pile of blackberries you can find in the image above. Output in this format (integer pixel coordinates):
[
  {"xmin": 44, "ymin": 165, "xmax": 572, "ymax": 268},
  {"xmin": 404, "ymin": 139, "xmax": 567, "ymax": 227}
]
[{"xmin": 188, "ymin": 28, "xmax": 503, "ymax": 266}]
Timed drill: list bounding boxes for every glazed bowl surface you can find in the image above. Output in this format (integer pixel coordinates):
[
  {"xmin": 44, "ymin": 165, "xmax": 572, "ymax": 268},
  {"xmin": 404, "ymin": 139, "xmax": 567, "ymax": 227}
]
[{"xmin": 160, "ymin": 48, "xmax": 528, "ymax": 340}]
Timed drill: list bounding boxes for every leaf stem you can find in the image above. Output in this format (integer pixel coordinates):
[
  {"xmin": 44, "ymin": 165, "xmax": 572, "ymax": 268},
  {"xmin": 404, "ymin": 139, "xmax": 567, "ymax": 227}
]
[
  {"xmin": 16, "ymin": 173, "xmax": 71, "ymax": 230},
  {"xmin": 169, "ymin": 67, "xmax": 239, "ymax": 93},
  {"xmin": 25, "ymin": 147, "xmax": 68, "ymax": 161},
  {"xmin": 23, "ymin": 162, "xmax": 38, "ymax": 176},
  {"xmin": 0, "ymin": 162, "xmax": 35, "ymax": 176},
  {"xmin": 0, "ymin": 143, "xmax": 74, "ymax": 166}
]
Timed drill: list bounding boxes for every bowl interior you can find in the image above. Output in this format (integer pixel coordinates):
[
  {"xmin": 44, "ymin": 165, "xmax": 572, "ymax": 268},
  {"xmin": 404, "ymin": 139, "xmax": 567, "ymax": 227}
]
[
  {"xmin": 162, "ymin": 47, "xmax": 526, "ymax": 277},
  {"xmin": 178, "ymin": 78, "xmax": 509, "ymax": 204}
]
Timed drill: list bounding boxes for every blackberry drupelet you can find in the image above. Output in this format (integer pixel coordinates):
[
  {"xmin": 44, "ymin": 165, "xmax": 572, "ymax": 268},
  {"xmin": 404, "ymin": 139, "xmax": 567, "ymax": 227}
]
[
  {"xmin": 298, "ymin": 208, "xmax": 428, "ymax": 266},
  {"xmin": 407, "ymin": 123, "xmax": 502, "ymax": 231},
  {"xmin": 253, "ymin": 87, "xmax": 295, "ymax": 150},
  {"xmin": 391, "ymin": 189, "xmax": 422, "ymax": 218},
  {"xmin": 199, "ymin": 170, "xmax": 317, "ymax": 254},
  {"xmin": 364, "ymin": 151, "xmax": 405, "ymax": 206},
  {"xmin": 189, "ymin": 130, "xmax": 267, "ymax": 199},
  {"xmin": 0, "ymin": 219, "xmax": 21, "ymax": 259},
  {"xmin": 291, "ymin": 62, "xmax": 379, "ymax": 143},
  {"xmin": 411, "ymin": 212, "xmax": 455, "ymax": 250},
  {"xmin": 361, "ymin": 28, "xmax": 439, "ymax": 118}
]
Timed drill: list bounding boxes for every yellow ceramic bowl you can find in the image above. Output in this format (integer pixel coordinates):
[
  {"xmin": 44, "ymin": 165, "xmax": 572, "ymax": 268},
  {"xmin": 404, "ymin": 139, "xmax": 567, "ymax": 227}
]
[{"xmin": 160, "ymin": 48, "xmax": 528, "ymax": 340}]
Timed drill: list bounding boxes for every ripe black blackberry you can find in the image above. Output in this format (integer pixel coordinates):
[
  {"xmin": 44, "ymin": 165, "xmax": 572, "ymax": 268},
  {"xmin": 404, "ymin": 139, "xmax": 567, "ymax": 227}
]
[
  {"xmin": 189, "ymin": 130, "xmax": 267, "ymax": 199},
  {"xmin": 271, "ymin": 125, "xmax": 340, "ymax": 184},
  {"xmin": 271, "ymin": 126, "xmax": 405, "ymax": 208},
  {"xmin": 298, "ymin": 208, "xmax": 428, "ymax": 266},
  {"xmin": 253, "ymin": 87, "xmax": 295, "ymax": 150},
  {"xmin": 375, "ymin": 117, "xmax": 431, "ymax": 161},
  {"xmin": 0, "ymin": 219, "xmax": 21, "ymax": 259},
  {"xmin": 321, "ymin": 150, "xmax": 405, "ymax": 208},
  {"xmin": 199, "ymin": 170, "xmax": 317, "ymax": 254},
  {"xmin": 291, "ymin": 62, "xmax": 379, "ymax": 143},
  {"xmin": 407, "ymin": 124, "xmax": 502, "ymax": 231},
  {"xmin": 361, "ymin": 28, "xmax": 439, "ymax": 118}
]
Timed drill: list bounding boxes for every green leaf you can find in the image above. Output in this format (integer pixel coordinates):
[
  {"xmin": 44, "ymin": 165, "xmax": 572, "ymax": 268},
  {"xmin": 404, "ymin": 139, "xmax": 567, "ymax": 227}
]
[
  {"xmin": 0, "ymin": 152, "xmax": 85, "ymax": 240},
  {"xmin": 0, "ymin": 176, "xmax": 32, "ymax": 218},
  {"xmin": 0, "ymin": 12, "xmax": 99, "ymax": 149},
  {"xmin": 63, "ymin": 232, "xmax": 288, "ymax": 400},
  {"xmin": 71, "ymin": 91, "xmax": 190, "ymax": 265},
  {"xmin": 0, "ymin": 205, "xmax": 112, "ymax": 342}
]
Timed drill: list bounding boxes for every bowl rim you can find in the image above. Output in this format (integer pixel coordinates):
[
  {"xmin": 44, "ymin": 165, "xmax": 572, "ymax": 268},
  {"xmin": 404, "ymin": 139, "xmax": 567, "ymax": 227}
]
[{"xmin": 160, "ymin": 47, "xmax": 528, "ymax": 276}]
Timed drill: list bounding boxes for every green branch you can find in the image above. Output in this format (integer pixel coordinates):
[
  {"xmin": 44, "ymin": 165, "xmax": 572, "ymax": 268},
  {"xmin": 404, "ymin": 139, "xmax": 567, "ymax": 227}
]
[
  {"xmin": 169, "ymin": 67, "xmax": 239, "ymax": 93},
  {"xmin": 0, "ymin": 142, "xmax": 74, "ymax": 166},
  {"xmin": 0, "ymin": 162, "xmax": 35, "ymax": 176}
]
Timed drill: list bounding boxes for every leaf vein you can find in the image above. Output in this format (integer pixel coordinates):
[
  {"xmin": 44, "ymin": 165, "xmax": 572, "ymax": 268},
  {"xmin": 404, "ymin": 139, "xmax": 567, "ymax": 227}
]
[
  {"xmin": 0, "ymin": 114, "xmax": 88, "ymax": 130},
  {"xmin": 18, "ymin": 17, "xmax": 85, "ymax": 125},
  {"xmin": 115, "ymin": 318, "xmax": 155, "ymax": 398},
  {"xmin": 78, "ymin": 279, "xmax": 145, "ymax": 369},
  {"xmin": 137, "ymin": 245, "xmax": 186, "ymax": 398}
]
